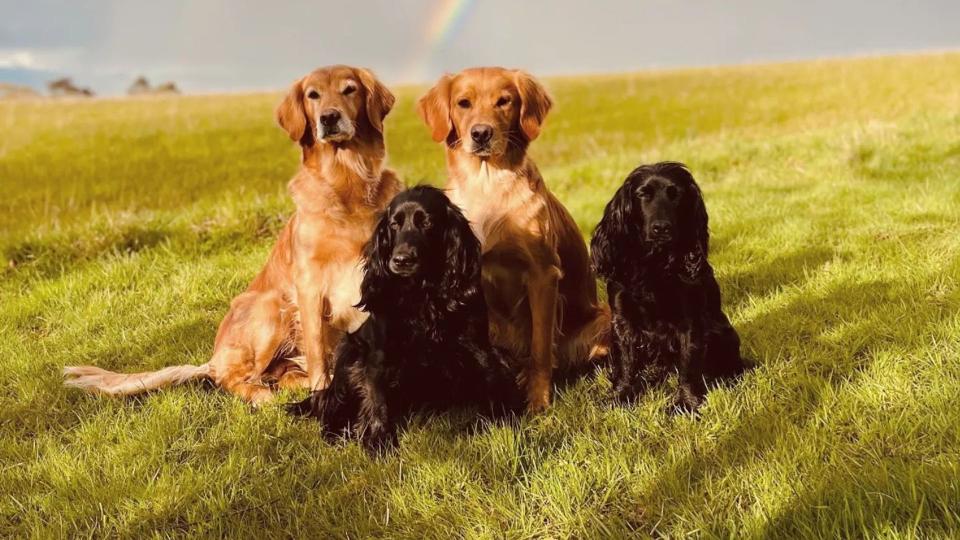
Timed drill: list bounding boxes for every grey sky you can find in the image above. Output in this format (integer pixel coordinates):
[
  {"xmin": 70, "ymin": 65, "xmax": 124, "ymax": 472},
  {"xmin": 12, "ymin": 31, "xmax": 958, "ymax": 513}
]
[{"xmin": 2, "ymin": 0, "xmax": 958, "ymax": 95}]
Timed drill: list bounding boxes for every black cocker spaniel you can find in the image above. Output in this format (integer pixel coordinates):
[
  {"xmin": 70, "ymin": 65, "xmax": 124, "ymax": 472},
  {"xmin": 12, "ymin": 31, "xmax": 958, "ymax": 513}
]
[
  {"xmin": 591, "ymin": 162, "xmax": 747, "ymax": 412},
  {"xmin": 288, "ymin": 185, "xmax": 522, "ymax": 450}
]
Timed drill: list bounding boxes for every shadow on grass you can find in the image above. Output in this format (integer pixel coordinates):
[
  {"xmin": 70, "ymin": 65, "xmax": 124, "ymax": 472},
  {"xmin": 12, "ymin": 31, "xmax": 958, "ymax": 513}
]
[
  {"xmin": 623, "ymin": 264, "xmax": 960, "ymax": 536},
  {"xmin": 761, "ymin": 448, "xmax": 960, "ymax": 537},
  {"xmin": 721, "ymin": 245, "xmax": 837, "ymax": 309},
  {"xmin": 624, "ymin": 279, "xmax": 895, "ymax": 533},
  {"xmin": 4, "ymin": 225, "xmax": 171, "ymax": 280}
]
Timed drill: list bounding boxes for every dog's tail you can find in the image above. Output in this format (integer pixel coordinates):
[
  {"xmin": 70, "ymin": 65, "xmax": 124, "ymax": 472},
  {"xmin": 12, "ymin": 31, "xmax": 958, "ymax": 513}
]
[{"xmin": 63, "ymin": 363, "xmax": 211, "ymax": 396}]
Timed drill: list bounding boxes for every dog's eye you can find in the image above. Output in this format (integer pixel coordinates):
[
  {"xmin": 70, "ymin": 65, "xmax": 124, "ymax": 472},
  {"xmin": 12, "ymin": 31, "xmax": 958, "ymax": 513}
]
[
  {"xmin": 457, "ymin": 98, "xmax": 471, "ymax": 109},
  {"xmin": 666, "ymin": 186, "xmax": 679, "ymax": 199},
  {"xmin": 342, "ymin": 85, "xmax": 356, "ymax": 96},
  {"xmin": 638, "ymin": 188, "xmax": 653, "ymax": 200},
  {"xmin": 413, "ymin": 210, "xmax": 431, "ymax": 229},
  {"xmin": 389, "ymin": 220, "xmax": 400, "ymax": 231},
  {"xmin": 496, "ymin": 96, "xmax": 510, "ymax": 107},
  {"xmin": 306, "ymin": 90, "xmax": 320, "ymax": 100}
]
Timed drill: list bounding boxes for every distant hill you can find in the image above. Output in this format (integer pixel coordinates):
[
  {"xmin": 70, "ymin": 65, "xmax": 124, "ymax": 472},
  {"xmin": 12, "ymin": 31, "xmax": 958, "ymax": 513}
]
[{"xmin": 0, "ymin": 82, "xmax": 41, "ymax": 100}]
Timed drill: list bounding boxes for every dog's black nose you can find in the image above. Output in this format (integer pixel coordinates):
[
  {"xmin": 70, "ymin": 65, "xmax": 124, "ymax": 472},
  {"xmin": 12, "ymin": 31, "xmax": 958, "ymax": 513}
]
[
  {"xmin": 470, "ymin": 124, "xmax": 494, "ymax": 145},
  {"xmin": 320, "ymin": 109, "xmax": 341, "ymax": 128},
  {"xmin": 391, "ymin": 251, "xmax": 418, "ymax": 268},
  {"xmin": 651, "ymin": 222, "xmax": 672, "ymax": 236}
]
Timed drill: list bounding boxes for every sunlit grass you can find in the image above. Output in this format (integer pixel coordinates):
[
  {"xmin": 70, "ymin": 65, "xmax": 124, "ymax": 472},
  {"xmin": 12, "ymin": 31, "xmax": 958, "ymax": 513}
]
[{"xmin": 2, "ymin": 52, "xmax": 959, "ymax": 537}]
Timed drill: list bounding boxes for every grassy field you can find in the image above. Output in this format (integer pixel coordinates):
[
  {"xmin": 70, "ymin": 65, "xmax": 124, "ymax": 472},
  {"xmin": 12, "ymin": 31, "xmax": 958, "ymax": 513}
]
[{"xmin": 2, "ymin": 52, "xmax": 959, "ymax": 538}]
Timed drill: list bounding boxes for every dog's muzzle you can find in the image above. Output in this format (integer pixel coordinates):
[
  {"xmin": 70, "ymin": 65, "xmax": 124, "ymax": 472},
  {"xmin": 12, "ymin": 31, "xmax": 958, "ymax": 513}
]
[
  {"xmin": 389, "ymin": 247, "xmax": 419, "ymax": 276},
  {"xmin": 318, "ymin": 108, "xmax": 352, "ymax": 141}
]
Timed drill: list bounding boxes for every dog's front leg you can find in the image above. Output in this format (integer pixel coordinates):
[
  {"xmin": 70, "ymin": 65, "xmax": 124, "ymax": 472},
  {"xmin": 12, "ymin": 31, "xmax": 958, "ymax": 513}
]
[
  {"xmin": 358, "ymin": 350, "xmax": 398, "ymax": 452},
  {"xmin": 675, "ymin": 322, "xmax": 707, "ymax": 412},
  {"xmin": 295, "ymin": 274, "xmax": 331, "ymax": 391},
  {"xmin": 525, "ymin": 265, "xmax": 561, "ymax": 413},
  {"xmin": 611, "ymin": 315, "xmax": 645, "ymax": 403}
]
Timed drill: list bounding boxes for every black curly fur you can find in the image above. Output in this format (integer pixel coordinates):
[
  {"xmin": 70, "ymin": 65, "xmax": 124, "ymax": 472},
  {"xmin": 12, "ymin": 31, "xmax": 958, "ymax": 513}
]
[
  {"xmin": 288, "ymin": 186, "xmax": 522, "ymax": 450},
  {"xmin": 590, "ymin": 162, "xmax": 747, "ymax": 412}
]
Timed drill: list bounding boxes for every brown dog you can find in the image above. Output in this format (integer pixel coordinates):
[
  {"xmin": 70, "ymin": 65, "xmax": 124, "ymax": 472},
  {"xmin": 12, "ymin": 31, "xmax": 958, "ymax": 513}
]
[
  {"xmin": 417, "ymin": 67, "xmax": 609, "ymax": 412},
  {"xmin": 65, "ymin": 65, "xmax": 402, "ymax": 404}
]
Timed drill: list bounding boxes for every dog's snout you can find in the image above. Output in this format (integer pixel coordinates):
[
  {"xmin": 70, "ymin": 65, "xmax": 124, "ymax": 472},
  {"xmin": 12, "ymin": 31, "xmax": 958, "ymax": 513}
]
[
  {"xmin": 650, "ymin": 221, "xmax": 672, "ymax": 236},
  {"xmin": 391, "ymin": 248, "xmax": 418, "ymax": 268},
  {"xmin": 320, "ymin": 109, "xmax": 342, "ymax": 128},
  {"xmin": 470, "ymin": 124, "xmax": 494, "ymax": 145}
]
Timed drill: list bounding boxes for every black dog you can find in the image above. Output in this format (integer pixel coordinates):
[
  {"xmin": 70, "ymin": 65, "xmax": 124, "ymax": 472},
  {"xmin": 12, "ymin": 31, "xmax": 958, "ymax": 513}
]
[
  {"xmin": 288, "ymin": 186, "xmax": 522, "ymax": 450},
  {"xmin": 590, "ymin": 162, "xmax": 746, "ymax": 411}
]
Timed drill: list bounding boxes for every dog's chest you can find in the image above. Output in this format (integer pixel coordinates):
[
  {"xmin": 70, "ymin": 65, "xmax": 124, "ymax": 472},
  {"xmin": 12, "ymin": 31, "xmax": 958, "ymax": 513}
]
[
  {"xmin": 290, "ymin": 216, "xmax": 375, "ymax": 334},
  {"xmin": 448, "ymin": 170, "xmax": 543, "ymax": 250}
]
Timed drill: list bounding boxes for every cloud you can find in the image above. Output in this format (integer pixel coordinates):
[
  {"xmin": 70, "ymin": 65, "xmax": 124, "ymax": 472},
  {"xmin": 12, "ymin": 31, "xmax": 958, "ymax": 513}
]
[{"xmin": 0, "ymin": 48, "xmax": 80, "ymax": 71}]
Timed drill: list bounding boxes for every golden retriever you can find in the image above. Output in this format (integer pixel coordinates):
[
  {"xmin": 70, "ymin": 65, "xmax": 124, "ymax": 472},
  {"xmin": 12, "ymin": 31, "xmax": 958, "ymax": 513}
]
[
  {"xmin": 417, "ymin": 67, "xmax": 609, "ymax": 412},
  {"xmin": 64, "ymin": 65, "xmax": 402, "ymax": 404}
]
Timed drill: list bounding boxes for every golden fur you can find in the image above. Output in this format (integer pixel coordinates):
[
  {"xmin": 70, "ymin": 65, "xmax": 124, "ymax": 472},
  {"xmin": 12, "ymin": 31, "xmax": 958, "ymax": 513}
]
[
  {"xmin": 418, "ymin": 67, "xmax": 609, "ymax": 412},
  {"xmin": 65, "ymin": 66, "xmax": 402, "ymax": 404}
]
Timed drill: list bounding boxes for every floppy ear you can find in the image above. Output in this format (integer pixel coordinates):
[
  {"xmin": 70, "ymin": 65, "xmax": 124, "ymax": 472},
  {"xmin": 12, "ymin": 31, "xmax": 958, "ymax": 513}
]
[
  {"xmin": 358, "ymin": 211, "xmax": 395, "ymax": 312},
  {"xmin": 276, "ymin": 78, "xmax": 311, "ymax": 146},
  {"xmin": 356, "ymin": 68, "xmax": 395, "ymax": 134},
  {"xmin": 591, "ymin": 173, "xmax": 642, "ymax": 281},
  {"xmin": 440, "ymin": 202, "xmax": 482, "ymax": 310},
  {"xmin": 686, "ymin": 181, "xmax": 709, "ymax": 255},
  {"xmin": 417, "ymin": 74, "xmax": 454, "ymax": 143},
  {"xmin": 676, "ymin": 172, "xmax": 709, "ymax": 283},
  {"xmin": 513, "ymin": 70, "xmax": 553, "ymax": 142}
]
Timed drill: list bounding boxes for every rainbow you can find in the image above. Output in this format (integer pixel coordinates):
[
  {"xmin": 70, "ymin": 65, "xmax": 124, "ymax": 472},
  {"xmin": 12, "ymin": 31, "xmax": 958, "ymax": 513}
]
[{"xmin": 403, "ymin": 0, "xmax": 477, "ymax": 82}]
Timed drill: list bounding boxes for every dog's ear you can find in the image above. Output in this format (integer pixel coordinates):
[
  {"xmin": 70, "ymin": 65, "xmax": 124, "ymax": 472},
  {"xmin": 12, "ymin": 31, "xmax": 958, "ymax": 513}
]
[
  {"xmin": 440, "ymin": 201, "xmax": 482, "ymax": 310},
  {"xmin": 417, "ymin": 74, "xmax": 454, "ymax": 143},
  {"xmin": 591, "ymin": 170, "xmax": 643, "ymax": 281},
  {"xmin": 675, "ymin": 166, "xmax": 709, "ymax": 283},
  {"xmin": 276, "ymin": 78, "xmax": 311, "ymax": 146},
  {"xmin": 513, "ymin": 70, "xmax": 553, "ymax": 142},
  {"xmin": 356, "ymin": 68, "xmax": 395, "ymax": 134},
  {"xmin": 358, "ymin": 210, "xmax": 395, "ymax": 311},
  {"xmin": 686, "ymin": 181, "xmax": 709, "ymax": 256}
]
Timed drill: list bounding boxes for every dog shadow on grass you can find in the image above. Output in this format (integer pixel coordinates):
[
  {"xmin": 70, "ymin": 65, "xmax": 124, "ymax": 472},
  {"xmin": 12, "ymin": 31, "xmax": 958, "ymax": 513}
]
[
  {"xmin": 620, "ymin": 270, "xmax": 958, "ymax": 536},
  {"xmin": 720, "ymin": 244, "xmax": 838, "ymax": 309},
  {"xmin": 618, "ymin": 278, "xmax": 891, "ymax": 531}
]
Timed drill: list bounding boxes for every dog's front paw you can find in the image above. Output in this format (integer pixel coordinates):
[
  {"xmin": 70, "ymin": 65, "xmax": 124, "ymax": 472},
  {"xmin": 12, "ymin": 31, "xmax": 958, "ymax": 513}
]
[
  {"xmin": 525, "ymin": 387, "xmax": 552, "ymax": 414},
  {"xmin": 668, "ymin": 386, "xmax": 704, "ymax": 415},
  {"xmin": 612, "ymin": 384, "xmax": 640, "ymax": 406},
  {"xmin": 285, "ymin": 391, "xmax": 322, "ymax": 417},
  {"xmin": 362, "ymin": 427, "xmax": 398, "ymax": 455}
]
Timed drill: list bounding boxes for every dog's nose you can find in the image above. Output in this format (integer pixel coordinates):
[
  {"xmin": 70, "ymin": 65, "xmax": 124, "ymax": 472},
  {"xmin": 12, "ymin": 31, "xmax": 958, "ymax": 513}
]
[
  {"xmin": 320, "ymin": 109, "xmax": 341, "ymax": 128},
  {"xmin": 470, "ymin": 124, "xmax": 494, "ymax": 145},
  {"xmin": 651, "ymin": 222, "xmax": 672, "ymax": 236},
  {"xmin": 391, "ymin": 251, "xmax": 418, "ymax": 268}
]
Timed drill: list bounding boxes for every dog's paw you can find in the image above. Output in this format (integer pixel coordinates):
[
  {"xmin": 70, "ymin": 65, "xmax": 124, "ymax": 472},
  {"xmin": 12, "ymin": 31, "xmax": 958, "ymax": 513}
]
[
  {"xmin": 249, "ymin": 387, "xmax": 275, "ymax": 407},
  {"xmin": 667, "ymin": 388, "xmax": 704, "ymax": 416},
  {"xmin": 285, "ymin": 391, "xmax": 321, "ymax": 417},
  {"xmin": 362, "ymin": 429, "xmax": 398, "ymax": 456},
  {"xmin": 525, "ymin": 392, "xmax": 551, "ymax": 414},
  {"xmin": 524, "ymin": 374, "xmax": 552, "ymax": 414}
]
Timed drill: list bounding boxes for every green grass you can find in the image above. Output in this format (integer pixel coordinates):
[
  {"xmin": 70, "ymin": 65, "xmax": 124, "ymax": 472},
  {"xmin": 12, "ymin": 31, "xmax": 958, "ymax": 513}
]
[{"xmin": 2, "ymin": 52, "xmax": 960, "ymax": 538}]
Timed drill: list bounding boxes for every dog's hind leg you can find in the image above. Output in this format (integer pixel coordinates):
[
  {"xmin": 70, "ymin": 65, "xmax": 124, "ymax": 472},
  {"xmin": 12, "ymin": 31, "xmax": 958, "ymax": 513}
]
[
  {"xmin": 210, "ymin": 291, "xmax": 289, "ymax": 405},
  {"xmin": 704, "ymin": 320, "xmax": 747, "ymax": 380}
]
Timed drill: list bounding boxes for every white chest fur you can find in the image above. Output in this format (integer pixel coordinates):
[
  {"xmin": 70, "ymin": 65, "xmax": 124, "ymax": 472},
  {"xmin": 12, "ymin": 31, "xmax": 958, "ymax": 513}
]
[{"xmin": 448, "ymin": 163, "xmax": 543, "ymax": 250}]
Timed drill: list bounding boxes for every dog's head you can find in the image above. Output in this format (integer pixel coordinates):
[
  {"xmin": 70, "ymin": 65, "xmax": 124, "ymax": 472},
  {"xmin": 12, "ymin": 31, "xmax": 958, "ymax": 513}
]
[
  {"xmin": 276, "ymin": 65, "xmax": 395, "ymax": 147},
  {"xmin": 417, "ymin": 67, "xmax": 552, "ymax": 158},
  {"xmin": 591, "ymin": 162, "xmax": 709, "ymax": 281},
  {"xmin": 359, "ymin": 186, "xmax": 481, "ymax": 310}
]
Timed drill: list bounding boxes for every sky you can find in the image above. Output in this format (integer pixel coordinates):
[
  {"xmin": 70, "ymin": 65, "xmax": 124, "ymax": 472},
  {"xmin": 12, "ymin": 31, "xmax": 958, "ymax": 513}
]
[{"xmin": 1, "ymin": 0, "xmax": 958, "ymax": 95}]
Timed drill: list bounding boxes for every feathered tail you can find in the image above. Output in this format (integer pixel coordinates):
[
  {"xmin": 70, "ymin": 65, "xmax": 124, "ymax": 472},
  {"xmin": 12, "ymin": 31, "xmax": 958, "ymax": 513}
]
[{"xmin": 63, "ymin": 363, "xmax": 211, "ymax": 396}]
